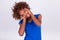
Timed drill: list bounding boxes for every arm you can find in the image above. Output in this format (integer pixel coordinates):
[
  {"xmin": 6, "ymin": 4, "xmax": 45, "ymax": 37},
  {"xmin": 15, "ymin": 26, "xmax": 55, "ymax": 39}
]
[
  {"xmin": 18, "ymin": 17, "xmax": 26, "ymax": 36},
  {"xmin": 38, "ymin": 14, "xmax": 42, "ymax": 25},
  {"xmin": 31, "ymin": 13, "xmax": 42, "ymax": 26},
  {"xmin": 24, "ymin": 8, "xmax": 42, "ymax": 26}
]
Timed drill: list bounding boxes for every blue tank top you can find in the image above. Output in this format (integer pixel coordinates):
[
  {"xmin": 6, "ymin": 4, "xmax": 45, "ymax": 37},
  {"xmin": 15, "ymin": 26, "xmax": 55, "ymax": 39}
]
[{"xmin": 19, "ymin": 14, "xmax": 41, "ymax": 40}]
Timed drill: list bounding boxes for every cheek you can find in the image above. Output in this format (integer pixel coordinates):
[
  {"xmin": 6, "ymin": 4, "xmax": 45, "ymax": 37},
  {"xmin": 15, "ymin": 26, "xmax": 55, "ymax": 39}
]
[
  {"xmin": 19, "ymin": 11, "xmax": 24, "ymax": 16},
  {"xmin": 20, "ymin": 13, "xmax": 24, "ymax": 15}
]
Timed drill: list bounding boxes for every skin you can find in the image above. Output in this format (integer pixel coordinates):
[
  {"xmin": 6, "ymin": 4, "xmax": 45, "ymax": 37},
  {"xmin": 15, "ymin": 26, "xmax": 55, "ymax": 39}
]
[{"xmin": 18, "ymin": 8, "xmax": 42, "ymax": 36}]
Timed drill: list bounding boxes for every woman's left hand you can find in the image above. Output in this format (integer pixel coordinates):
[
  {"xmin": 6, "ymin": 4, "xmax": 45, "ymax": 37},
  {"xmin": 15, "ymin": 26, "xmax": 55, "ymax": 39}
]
[{"xmin": 24, "ymin": 8, "xmax": 33, "ymax": 15}]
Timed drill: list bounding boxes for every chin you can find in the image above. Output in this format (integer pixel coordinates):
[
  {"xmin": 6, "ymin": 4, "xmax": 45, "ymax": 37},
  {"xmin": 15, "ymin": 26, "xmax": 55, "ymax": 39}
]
[
  {"xmin": 26, "ymin": 17, "xmax": 30, "ymax": 19},
  {"xmin": 26, "ymin": 16, "xmax": 31, "ymax": 19},
  {"xmin": 26, "ymin": 14, "xmax": 30, "ymax": 18}
]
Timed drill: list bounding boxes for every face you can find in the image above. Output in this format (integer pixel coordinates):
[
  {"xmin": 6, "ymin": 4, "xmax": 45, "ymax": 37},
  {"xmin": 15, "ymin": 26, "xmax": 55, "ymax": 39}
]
[{"xmin": 19, "ymin": 9, "xmax": 31, "ymax": 18}]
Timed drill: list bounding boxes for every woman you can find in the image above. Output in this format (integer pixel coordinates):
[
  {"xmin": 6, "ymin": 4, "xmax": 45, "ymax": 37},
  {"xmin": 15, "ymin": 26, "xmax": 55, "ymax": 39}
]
[{"xmin": 12, "ymin": 1, "xmax": 42, "ymax": 40}]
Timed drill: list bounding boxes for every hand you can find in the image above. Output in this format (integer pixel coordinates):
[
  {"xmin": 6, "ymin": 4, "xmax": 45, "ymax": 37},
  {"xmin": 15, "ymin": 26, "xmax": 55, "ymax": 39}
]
[
  {"xmin": 20, "ymin": 15, "xmax": 25, "ymax": 20},
  {"xmin": 24, "ymin": 8, "xmax": 32, "ymax": 15},
  {"xmin": 21, "ymin": 12, "xmax": 27, "ymax": 20}
]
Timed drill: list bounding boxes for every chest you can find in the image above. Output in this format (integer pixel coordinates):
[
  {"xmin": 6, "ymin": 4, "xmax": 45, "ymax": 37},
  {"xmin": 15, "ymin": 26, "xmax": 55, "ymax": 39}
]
[{"xmin": 25, "ymin": 21, "xmax": 40, "ymax": 32}]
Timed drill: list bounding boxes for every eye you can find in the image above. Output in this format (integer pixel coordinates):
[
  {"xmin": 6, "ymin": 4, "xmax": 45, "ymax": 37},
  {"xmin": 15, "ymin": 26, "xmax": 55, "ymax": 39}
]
[{"xmin": 24, "ymin": 10, "xmax": 26, "ymax": 13}]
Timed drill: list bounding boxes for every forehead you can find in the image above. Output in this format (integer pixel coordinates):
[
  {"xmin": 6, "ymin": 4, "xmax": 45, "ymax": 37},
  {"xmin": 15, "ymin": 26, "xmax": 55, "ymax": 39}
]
[
  {"xmin": 19, "ymin": 9, "xmax": 24, "ymax": 12},
  {"xmin": 19, "ymin": 8, "xmax": 27, "ymax": 12}
]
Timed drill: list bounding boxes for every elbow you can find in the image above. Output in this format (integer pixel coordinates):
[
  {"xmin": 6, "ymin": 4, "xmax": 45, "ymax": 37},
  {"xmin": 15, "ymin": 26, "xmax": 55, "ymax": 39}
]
[
  {"xmin": 38, "ymin": 24, "xmax": 41, "ymax": 26},
  {"xmin": 18, "ymin": 31, "xmax": 24, "ymax": 36},
  {"xmin": 38, "ymin": 22, "xmax": 42, "ymax": 26},
  {"xmin": 37, "ymin": 23, "xmax": 42, "ymax": 26}
]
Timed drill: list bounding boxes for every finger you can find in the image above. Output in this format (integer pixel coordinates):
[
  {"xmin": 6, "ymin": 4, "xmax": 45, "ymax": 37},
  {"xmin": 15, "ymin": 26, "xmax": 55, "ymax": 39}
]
[{"xmin": 24, "ymin": 12, "xmax": 27, "ymax": 16}]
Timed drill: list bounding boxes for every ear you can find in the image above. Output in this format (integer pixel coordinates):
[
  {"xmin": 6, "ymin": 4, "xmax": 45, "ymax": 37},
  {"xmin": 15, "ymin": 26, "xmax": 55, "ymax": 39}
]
[{"xmin": 38, "ymin": 14, "xmax": 42, "ymax": 24}]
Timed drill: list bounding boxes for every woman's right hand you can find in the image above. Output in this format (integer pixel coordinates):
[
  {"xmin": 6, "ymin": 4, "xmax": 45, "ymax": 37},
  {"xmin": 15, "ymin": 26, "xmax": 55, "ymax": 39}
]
[
  {"xmin": 21, "ymin": 11, "xmax": 27, "ymax": 20},
  {"xmin": 18, "ymin": 12, "xmax": 27, "ymax": 36}
]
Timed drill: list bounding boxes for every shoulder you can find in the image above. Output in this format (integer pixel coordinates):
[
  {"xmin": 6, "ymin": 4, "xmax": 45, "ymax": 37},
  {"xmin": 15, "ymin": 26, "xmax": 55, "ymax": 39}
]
[{"xmin": 19, "ymin": 19, "xmax": 23, "ymax": 24}]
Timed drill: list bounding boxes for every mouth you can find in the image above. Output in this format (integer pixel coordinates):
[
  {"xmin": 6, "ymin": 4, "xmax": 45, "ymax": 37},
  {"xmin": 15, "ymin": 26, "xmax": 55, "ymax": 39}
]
[{"xmin": 26, "ymin": 16, "xmax": 31, "ymax": 19}]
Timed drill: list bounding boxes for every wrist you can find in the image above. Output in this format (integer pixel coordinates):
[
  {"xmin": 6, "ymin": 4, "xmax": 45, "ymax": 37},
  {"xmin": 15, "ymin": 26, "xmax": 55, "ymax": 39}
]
[{"xmin": 23, "ymin": 18, "xmax": 26, "ymax": 22}]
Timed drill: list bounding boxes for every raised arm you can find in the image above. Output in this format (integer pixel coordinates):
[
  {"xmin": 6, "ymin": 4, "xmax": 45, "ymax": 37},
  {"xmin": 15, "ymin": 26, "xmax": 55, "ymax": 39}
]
[
  {"xmin": 31, "ymin": 14, "xmax": 42, "ymax": 26},
  {"xmin": 24, "ymin": 8, "xmax": 42, "ymax": 26},
  {"xmin": 18, "ymin": 16, "xmax": 26, "ymax": 36}
]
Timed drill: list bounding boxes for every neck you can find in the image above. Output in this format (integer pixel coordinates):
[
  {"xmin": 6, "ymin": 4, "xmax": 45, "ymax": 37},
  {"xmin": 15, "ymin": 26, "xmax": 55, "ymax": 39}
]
[{"xmin": 26, "ymin": 16, "xmax": 32, "ymax": 22}]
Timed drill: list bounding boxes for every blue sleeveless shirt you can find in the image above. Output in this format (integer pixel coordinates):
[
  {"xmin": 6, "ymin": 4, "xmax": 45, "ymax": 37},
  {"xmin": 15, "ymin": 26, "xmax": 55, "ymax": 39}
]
[{"xmin": 19, "ymin": 14, "xmax": 41, "ymax": 40}]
